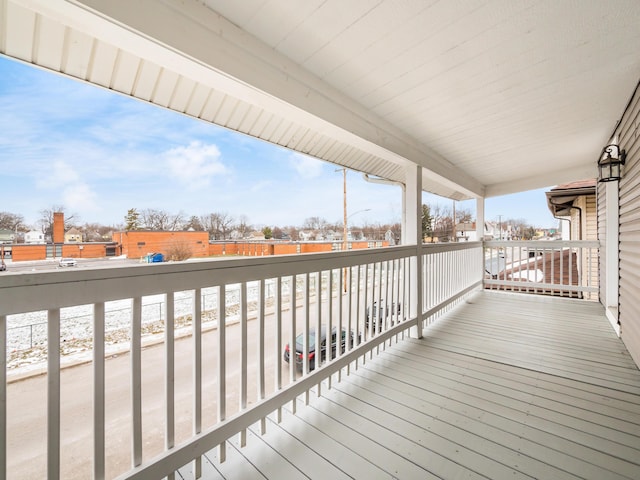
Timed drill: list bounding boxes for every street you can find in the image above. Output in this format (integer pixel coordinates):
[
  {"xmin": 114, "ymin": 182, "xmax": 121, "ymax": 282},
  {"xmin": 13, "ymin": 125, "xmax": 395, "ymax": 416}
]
[
  {"xmin": 1, "ymin": 257, "xmax": 142, "ymax": 274},
  {"xmin": 6, "ymin": 303, "xmax": 327, "ymax": 479}
]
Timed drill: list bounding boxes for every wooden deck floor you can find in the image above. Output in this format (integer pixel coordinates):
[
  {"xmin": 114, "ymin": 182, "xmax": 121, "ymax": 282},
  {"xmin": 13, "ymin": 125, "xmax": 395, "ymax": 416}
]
[{"xmin": 179, "ymin": 291, "xmax": 640, "ymax": 479}]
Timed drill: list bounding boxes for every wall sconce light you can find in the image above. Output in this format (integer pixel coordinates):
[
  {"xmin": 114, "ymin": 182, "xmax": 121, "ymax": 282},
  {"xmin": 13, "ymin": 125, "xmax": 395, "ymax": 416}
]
[{"xmin": 598, "ymin": 144, "xmax": 626, "ymax": 182}]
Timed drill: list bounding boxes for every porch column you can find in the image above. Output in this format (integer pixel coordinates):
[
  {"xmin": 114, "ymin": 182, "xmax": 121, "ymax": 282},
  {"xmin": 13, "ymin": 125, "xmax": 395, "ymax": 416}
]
[
  {"xmin": 476, "ymin": 197, "xmax": 485, "ymax": 285},
  {"xmin": 404, "ymin": 164, "xmax": 423, "ymax": 338},
  {"xmin": 604, "ymin": 182, "xmax": 620, "ymax": 334},
  {"xmin": 476, "ymin": 197, "xmax": 485, "ymax": 241}
]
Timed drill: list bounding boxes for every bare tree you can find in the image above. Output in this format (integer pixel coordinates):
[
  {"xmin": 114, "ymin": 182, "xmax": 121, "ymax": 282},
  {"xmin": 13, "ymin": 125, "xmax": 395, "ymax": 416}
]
[
  {"xmin": 166, "ymin": 240, "xmax": 193, "ymax": 261},
  {"xmin": 38, "ymin": 205, "xmax": 79, "ymax": 238},
  {"xmin": 506, "ymin": 217, "xmax": 534, "ymax": 240},
  {"xmin": 167, "ymin": 210, "xmax": 186, "ymax": 231},
  {"xmin": 185, "ymin": 215, "xmax": 204, "ymax": 231},
  {"xmin": 303, "ymin": 216, "xmax": 329, "ymax": 238},
  {"xmin": 0, "ymin": 211, "xmax": 24, "ymax": 232},
  {"xmin": 200, "ymin": 212, "xmax": 235, "ymax": 240},
  {"xmin": 140, "ymin": 209, "xmax": 185, "ymax": 231},
  {"xmin": 430, "ymin": 204, "xmax": 454, "ymax": 241},
  {"xmin": 455, "ymin": 207, "xmax": 474, "ymax": 224}
]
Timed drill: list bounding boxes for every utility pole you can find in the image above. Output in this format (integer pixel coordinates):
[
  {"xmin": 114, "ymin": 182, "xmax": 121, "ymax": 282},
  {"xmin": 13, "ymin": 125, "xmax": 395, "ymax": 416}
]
[{"xmin": 497, "ymin": 214, "xmax": 503, "ymax": 240}]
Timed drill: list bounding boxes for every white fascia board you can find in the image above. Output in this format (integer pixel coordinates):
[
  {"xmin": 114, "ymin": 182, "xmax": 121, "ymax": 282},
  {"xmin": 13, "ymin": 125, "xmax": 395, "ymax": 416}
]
[{"xmin": 21, "ymin": 0, "xmax": 485, "ymax": 197}]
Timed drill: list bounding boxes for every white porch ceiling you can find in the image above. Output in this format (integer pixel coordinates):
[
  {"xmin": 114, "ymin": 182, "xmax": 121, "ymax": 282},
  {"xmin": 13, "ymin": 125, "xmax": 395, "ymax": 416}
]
[{"xmin": 3, "ymin": 0, "xmax": 640, "ymax": 200}]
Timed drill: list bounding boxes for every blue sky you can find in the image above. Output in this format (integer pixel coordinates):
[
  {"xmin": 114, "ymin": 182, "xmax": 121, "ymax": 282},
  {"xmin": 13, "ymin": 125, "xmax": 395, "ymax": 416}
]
[{"xmin": 0, "ymin": 55, "xmax": 559, "ymax": 230}]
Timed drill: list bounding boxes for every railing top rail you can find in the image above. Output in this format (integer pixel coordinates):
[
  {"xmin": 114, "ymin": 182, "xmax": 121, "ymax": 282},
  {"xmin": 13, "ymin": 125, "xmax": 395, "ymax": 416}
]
[
  {"xmin": 0, "ymin": 246, "xmax": 416, "ymax": 315},
  {"xmin": 421, "ymin": 241, "xmax": 482, "ymax": 253},
  {"xmin": 484, "ymin": 240, "xmax": 600, "ymax": 248}
]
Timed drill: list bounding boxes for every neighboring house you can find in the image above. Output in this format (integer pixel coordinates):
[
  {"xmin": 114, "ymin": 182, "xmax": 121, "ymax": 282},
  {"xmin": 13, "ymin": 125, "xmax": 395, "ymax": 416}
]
[
  {"xmin": 545, "ymin": 179, "xmax": 598, "ymax": 299},
  {"xmin": 24, "ymin": 230, "xmax": 45, "ymax": 244},
  {"xmin": 484, "ymin": 221, "xmax": 510, "ymax": 240},
  {"xmin": 0, "ymin": 229, "xmax": 15, "ymax": 244},
  {"xmin": 455, "ymin": 222, "xmax": 477, "ymax": 241},
  {"xmin": 546, "ymin": 179, "xmax": 597, "ymax": 241},
  {"xmin": 64, "ymin": 227, "xmax": 83, "ymax": 243},
  {"xmin": 298, "ymin": 231, "xmax": 314, "ymax": 241},
  {"xmin": 457, "ymin": 222, "xmax": 509, "ymax": 242},
  {"xmin": 248, "ymin": 231, "xmax": 265, "ymax": 241},
  {"xmin": 384, "ymin": 229, "xmax": 396, "ymax": 246}
]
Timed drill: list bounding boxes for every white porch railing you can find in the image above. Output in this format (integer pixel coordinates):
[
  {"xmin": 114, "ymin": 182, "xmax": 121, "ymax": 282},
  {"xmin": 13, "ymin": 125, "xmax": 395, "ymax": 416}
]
[
  {"xmin": 483, "ymin": 240, "xmax": 600, "ymax": 299},
  {"xmin": 0, "ymin": 242, "xmax": 482, "ymax": 479}
]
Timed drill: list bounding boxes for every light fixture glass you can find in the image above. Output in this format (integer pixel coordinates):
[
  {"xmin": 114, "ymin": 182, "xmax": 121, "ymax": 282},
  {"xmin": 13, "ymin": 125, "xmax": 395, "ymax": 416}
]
[{"xmin": 598, "ymin": 144, "xmax": 626, "ymax": 182}]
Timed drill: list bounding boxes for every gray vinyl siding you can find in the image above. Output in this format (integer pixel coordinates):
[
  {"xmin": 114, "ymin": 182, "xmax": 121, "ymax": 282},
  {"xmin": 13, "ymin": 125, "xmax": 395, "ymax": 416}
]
[{"xmin": 617, "ymin": 83, "xmax": 640, "ymax": 367}]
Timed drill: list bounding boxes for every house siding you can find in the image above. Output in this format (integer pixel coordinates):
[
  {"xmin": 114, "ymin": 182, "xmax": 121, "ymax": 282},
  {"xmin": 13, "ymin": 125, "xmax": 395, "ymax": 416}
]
[
  {"xmin": 574, "ymin": 195, "xmax": 598, "ymax": 299},
  {"xmin": 597, "ymin": 181, "xmax": 608, "ymax": 308},
  {"xmin": 614, "ymin": 82, "xmax": 640, "ymax": 367}
]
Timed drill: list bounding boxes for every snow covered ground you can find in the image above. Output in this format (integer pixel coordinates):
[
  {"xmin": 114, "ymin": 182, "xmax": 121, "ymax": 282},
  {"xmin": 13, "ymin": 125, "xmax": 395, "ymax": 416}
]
[{"xmin": 6, "ymin": 280, "xmax": 290, "ymax": 372}]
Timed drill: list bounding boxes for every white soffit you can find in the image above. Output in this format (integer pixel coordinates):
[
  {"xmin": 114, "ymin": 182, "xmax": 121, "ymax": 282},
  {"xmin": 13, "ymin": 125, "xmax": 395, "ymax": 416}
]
[{"xmin": 3, "ymin": 0, "xmax": 640, "ymax": 199}]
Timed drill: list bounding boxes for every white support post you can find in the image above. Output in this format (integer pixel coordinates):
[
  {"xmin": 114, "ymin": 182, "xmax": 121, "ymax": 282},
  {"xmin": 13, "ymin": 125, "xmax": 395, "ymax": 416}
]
[
  {"xmin": 275, "ymin": 278, "xmax": 282, "ymax": 423},
  {"xmin": 217, "ymin": 287, "xmax": 226, "ymax": 461},
  {"xmin": 48, "ymin": 308, "xmax": 61, "ymax": 479},
  {"xmin": 131, "ymin": 298, "xmax": 143, "ymax": 468},
  {"xmin": 404, "ymin": 164, "xmax": 423, "ymax": 338},
  {"xmin": 239, "ymin": 283, "xmax": 247, "ymax": 447},
  {"xmin": 193, "ymin": 288, "xmax": 202, "ymax": 478},
  {"xmin": 93, "ymin": 302, "xmax": 106, "ymax": 480},
  {"xmin": 0, "ymin": 315, "xmax": 5, "ymax": 480},
  {"xmin": 605, "ymin": 182, "xmax": 620, "ymax": 334},
  {"xmin": 476, "ymin": 196, "xmax": 486, "ymax": 284},
  {"xmin": 165, "ymin": 292, "xmax": 175, "ymax": 480}
]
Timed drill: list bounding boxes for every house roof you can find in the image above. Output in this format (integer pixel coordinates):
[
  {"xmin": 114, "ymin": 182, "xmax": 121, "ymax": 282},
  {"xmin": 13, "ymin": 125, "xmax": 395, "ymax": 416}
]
[
  {"xmin": 2, "ymin": 2, "xmax": 640, "ymax": 200},
  {"xmin": 546, "ymin": 179, "xmax": 597, "ymax": 217}
]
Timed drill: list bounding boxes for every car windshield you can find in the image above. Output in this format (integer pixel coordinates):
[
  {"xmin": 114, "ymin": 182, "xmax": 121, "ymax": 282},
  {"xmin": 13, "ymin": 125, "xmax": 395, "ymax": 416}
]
[{"xmin": 295, "ymin": 332, "xmax": 316, "ymax": 350}]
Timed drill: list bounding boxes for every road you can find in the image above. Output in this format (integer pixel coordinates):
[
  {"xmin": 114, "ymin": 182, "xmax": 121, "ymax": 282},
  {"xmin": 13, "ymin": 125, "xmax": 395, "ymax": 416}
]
[
  {"xmin": 6, "ymin": 305, "xmax": 326, "ymax": 479},
  {"xmin": 1, "ymin": 257, "xmax": 140, "ymax": 274}
]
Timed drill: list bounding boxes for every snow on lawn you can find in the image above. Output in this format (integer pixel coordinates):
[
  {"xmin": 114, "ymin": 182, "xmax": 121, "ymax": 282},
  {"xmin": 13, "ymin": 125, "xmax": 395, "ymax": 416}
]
[{"xmin": 6, "ymin": 280, "xmax": 292, "ymax": 372}]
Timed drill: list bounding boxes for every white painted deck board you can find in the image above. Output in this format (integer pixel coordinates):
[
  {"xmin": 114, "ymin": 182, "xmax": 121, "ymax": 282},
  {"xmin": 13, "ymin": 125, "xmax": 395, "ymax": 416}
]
[{"xmin": 181, "ymin": 291, "xmax": 640, "ymax": 479}]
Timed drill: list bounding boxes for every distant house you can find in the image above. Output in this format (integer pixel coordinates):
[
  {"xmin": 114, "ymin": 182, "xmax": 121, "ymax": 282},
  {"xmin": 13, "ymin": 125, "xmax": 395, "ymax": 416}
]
[
  {"xmin": 455, "ymin": 222, "xmax": 508, "ymax": 242},
  {"xmin": 298, "ymin": 231, "xmax": 314, "ymax": 241},
  {"xmin": 455, "ymin": 222, "xmax": 477, "ymax": 241},
  {"xmin": 248, "ymin": 231, "xmax": 265, "ymax": 241},
  {"xmin": 64, "ymin": 227, "xmax": 83, "ymax": 243},
  {"xmin": 0, "ymin": 229, "xmax": 15, "ymax": 244},
  {"xmin": 546, "ymin": 179, "xmax": 597, "ymax": 300},
  {"xmin": 546, "ymin": 179, "xmax": 596, "ymax": 241},
  {"xmin": 24, "ymin": 230, "xmax": 45, "ymax": 244}
]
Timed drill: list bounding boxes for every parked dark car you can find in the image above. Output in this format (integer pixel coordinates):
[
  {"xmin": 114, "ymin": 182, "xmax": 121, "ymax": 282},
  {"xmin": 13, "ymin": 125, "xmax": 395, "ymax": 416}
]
[
  {"xmin": 284, "ymin": 326, "xmax": 353, "ymax": 371},
  {"xmin": 365, "ymin": 300, "xmax": 402, "ymax": 332}
]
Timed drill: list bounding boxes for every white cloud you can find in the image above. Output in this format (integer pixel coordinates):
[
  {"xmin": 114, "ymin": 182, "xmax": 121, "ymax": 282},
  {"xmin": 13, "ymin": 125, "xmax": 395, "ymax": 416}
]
[
  {"xmin": 35, "ymin": 160, "xmax": 80, "ymax": 189},
  {"xmin": 164, "ymin": 141, "xmax": 227, "ymax": 189},
  {"xmin": 63, "ymin": 183, "xmax": 99, "ymax": 216},
  {"xmin": 288, "ymin": 152, "xmax": 324, "ymax": 179}
]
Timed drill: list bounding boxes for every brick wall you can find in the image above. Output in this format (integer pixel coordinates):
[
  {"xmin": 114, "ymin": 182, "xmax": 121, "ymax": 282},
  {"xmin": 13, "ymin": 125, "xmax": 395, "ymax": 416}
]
[
  {"xmin": 61, "ymin": 243, "xmax": 109, "ymax": 258},
  {"xmin": 114, "ymin": 231, "xmax": 210, "ymax": 259},
  {"xmin": 11, "ymin": 244, "xmax": 47, "ymax": 261}
]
